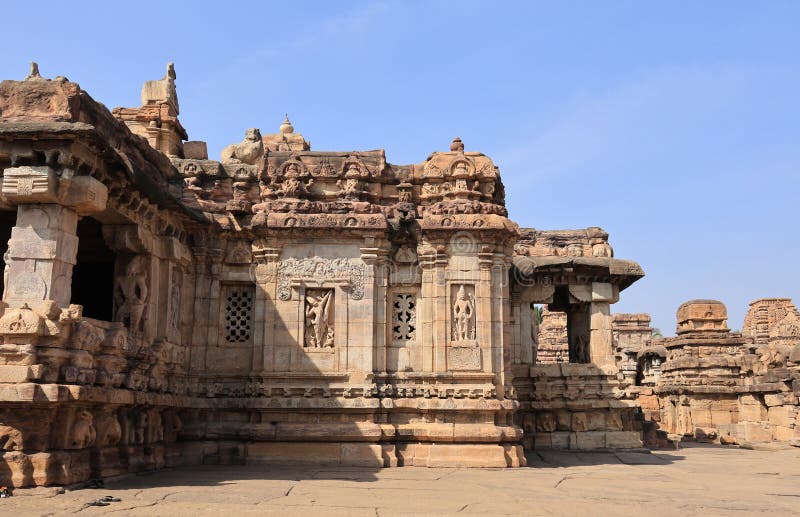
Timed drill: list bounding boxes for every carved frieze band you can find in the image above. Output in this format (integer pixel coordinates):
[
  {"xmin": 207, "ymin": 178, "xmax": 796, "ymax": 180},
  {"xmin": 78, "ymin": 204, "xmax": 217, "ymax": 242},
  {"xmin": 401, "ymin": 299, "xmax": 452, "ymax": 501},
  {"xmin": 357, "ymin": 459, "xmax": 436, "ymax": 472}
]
[{"xmin": 277, "ymin": 257, "xmax": 365, "ymax": 301}]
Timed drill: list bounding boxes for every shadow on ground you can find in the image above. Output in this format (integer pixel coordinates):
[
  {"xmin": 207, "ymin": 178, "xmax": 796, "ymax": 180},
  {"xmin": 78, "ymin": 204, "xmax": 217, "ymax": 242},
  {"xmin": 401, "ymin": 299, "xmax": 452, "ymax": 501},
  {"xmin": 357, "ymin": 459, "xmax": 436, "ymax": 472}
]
[{"xmin": 526, "ymin": 449, "xmax": 684, "ymax": 468}]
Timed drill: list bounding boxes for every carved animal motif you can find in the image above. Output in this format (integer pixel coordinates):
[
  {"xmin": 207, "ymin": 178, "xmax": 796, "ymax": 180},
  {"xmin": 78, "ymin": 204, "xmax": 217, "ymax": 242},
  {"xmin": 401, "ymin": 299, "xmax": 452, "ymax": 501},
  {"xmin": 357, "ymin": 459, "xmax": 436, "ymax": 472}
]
[
  {"xmin": 606, "ymin": 411, "xmax": 623, "ymax": 431},
  {"xmin": 94, "ymin": 411, "xmax": 122, "ymax": 447},
  {"xmin": 221, "ymin": 129, "xmax": 263, "ymax": 165},
  {"xmin": 592, "ymin": 242, "xmax": 614, "ymax": 257},
  {"xmin": 0, "ymin": 425, "xmax": 24, "ymax": 451},
  {"xmin": 134, "ymin": 411, "xmax": 148, "ymax": 444},
  {"xmin": 147, "ymin": 409, "xmax": 164, "ymax": 443},
  {"xmin": 70, "ymin": 410, "xmax": 96, "ymax": 449},
  {"xmin": 536, "ymin": 412, "xmax": 557, "ymax": 432},
  {"xmin": 163, "ymin": 411, "xmax": 183, "ymax": 443}
]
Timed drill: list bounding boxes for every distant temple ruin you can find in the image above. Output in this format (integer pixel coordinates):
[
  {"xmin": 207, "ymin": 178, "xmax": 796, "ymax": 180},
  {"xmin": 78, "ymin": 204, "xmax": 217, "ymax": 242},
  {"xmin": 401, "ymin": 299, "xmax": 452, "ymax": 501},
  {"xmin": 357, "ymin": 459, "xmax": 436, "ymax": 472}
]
[{"xmin": 0, "ymin": 64, "xmax": 796, "ymax": 487}]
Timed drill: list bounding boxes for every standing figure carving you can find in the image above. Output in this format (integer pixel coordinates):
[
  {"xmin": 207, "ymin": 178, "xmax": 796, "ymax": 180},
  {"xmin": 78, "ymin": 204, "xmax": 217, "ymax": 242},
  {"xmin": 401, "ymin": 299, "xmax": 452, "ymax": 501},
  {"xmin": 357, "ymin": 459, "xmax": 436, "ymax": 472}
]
[
  {"xmin": 168, "ymin": 269, "xmax": 181, "ymax": 333},
  {"xmin": 570, "ymin": 334, "xmax": 589, "ymax": 364},
  {"xmin": 452, "ymin": 285, "xmax": 475, "ymax": 342},
  {"xmin": 114, "ymin": 256, "xmax": 149, "ymax": 333},
  {"xmin": 305, "ymin": 289, "xmax": 334, "ymax": 348},
  {"xmin": 2, "ymin": 250, "xmax": 8, "ymax": 297}
]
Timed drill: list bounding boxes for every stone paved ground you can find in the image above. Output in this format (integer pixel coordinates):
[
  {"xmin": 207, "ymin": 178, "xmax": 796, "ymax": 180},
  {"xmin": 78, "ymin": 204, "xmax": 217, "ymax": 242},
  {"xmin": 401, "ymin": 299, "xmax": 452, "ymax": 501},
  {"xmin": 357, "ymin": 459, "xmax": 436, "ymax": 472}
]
[{"xmin": 3, "ymin": 445, "xmax": 800, "ymax": 516}]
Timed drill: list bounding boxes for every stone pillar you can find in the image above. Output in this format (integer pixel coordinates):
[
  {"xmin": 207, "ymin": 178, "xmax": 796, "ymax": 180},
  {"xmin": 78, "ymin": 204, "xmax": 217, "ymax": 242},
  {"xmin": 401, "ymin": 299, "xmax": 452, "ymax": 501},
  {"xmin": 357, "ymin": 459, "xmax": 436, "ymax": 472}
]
[
  {"xmin": 476, "ymin": 250, "xmax": 493, "ymax": 373},
  {"xmin": 566, "ymin": 304, "xmax": 591, "ymax": 363},
  {"xmin": 567, "ymin": 282, "xmax": 618, "ymax": 366},
  {"xmin": 4, "ymin": 204, "xmax": 78, "ymax": 308},
  {"xmin": 418, "ymin": 248, "xmax": 435, "ymax": 372},
  {"xmin": 432, "ymin": 249, "xmax": 449, "ymax": 372},
  {"xmin": 589, "ymin": 301, "xmax": 614, "ymax": 366},
  {"xmin": 1, "ymin": 166, "xmax": 107, "ymax": 310},
  {"xmin": 253, "ymin": 243, "xmax": 280, "ymax": 373},
  {"xmin": 589, "ymin": 282, "xmax": 618, "ymax": 366}
]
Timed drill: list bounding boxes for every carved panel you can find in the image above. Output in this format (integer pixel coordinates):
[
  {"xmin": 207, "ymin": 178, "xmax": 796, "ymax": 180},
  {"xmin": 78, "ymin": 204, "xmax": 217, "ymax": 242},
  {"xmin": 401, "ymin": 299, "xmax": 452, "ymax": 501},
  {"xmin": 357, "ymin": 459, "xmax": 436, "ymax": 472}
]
[
  {"xmin": 447, "ymin": 346, "xmax": 481, "ymax": 371},
  {"xmin": 304, "ymin": 288, "xmax": 334, "ymax": 348},
  {"xmin": 277, "ymin": 257, "xmax": 365, "ymax": 301}
]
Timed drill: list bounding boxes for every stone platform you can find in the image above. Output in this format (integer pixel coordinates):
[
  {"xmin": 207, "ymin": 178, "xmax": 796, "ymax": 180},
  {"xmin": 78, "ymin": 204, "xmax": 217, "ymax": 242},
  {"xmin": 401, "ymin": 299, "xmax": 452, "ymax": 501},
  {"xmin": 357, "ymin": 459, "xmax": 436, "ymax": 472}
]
[{"xmin": 2, "ymin": 445, "xmax": 799, "ymax": 516}]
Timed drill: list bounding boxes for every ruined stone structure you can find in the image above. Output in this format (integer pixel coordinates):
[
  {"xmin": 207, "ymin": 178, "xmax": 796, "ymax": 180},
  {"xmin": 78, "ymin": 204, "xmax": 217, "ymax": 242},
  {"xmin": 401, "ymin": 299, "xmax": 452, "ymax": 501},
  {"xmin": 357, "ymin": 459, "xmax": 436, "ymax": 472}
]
[
  {"xmin": 0, "ymin": 64, "xmax": 651, "ymax": 487},
  {"xmin": 2, "ymin": 64, "xmax": 793, "ymax": 489},
  {"xmin": 619, "ymin": 299, "xmax": 800, "ymax": 448},
  {"xmin": 510, "ymin": 228, "xmax": 645, "ymax": 451}
]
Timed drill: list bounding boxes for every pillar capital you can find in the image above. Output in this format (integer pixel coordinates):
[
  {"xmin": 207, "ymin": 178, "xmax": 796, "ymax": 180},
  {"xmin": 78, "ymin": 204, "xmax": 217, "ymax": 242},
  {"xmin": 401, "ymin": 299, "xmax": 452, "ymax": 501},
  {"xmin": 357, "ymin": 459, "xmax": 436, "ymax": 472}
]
[{"xmin": 1, "ymin": 166, "xmax": 107, "ymax": 215}]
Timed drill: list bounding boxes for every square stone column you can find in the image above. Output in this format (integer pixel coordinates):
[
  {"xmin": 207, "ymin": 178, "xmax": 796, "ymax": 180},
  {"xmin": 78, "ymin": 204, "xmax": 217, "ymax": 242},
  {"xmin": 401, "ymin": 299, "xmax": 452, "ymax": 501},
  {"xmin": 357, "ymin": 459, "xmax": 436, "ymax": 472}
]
[
  {"xmin": 1, "ymin": 165, "xmax": 108, "ymax": 310},
  {"xmin": 589, "ymin": 301, "xmax": 614, "ymax": 366},
  {"xmin": 589, "ymin": 283, "xmax": 619, "ymax": 367},
  {"xmin": 4, "ymin": 204, "xmax": 78, "ymax": 308}
]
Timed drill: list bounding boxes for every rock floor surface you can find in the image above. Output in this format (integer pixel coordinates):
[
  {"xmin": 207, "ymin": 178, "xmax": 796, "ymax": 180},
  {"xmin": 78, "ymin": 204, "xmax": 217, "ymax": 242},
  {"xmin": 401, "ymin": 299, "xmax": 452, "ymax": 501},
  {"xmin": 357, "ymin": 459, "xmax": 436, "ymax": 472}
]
[{"xmin": 3, "ymin": 445, "xmax": 800, "ymax": 516}]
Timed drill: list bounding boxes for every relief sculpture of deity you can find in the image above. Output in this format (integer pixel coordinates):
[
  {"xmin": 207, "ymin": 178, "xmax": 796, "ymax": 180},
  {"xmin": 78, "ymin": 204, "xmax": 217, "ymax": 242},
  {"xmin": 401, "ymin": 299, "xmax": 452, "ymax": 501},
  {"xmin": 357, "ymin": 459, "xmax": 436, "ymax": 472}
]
[
  {"xmin": 305, "ymin": 289, "xmax": 334, "ymax": 348},
  {"xmin": 452, "ymin": 285, "xmax": 476, "ymax": 342},
  {"xmin": 114, "ymin": 256, "xmax": 149, "ymax": 333}
]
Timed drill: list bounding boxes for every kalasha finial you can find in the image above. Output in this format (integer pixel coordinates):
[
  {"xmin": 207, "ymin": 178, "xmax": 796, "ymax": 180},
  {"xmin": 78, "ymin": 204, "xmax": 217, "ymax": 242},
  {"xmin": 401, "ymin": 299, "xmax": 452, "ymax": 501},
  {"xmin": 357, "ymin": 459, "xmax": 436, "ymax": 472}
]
[
  {"xmin": 280, "ymin": 114, "xmax": 294, "ymax": 134},
  {"xmin": 450, "ymin": 136, "xmax": 464, "ymax": 152},
  {"xmin": 166, "ymin": 61, "xmax": 176, "ymax": 80},
  {"xmin": 25, "ymin": 62, "xmax": 41, "ymax": 81}
]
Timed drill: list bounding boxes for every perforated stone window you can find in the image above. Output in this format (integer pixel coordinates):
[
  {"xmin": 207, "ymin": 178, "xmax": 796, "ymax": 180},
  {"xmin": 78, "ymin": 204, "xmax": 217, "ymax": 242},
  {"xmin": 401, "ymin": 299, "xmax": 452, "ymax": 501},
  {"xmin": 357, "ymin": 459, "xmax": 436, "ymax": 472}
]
[
  {"xmin": 223, "ymin": 285, "xmax": 254, "ymax": 344},
  {"xmin": 392, "ymin": 293, "xmax": 417, "ymax": 345}
]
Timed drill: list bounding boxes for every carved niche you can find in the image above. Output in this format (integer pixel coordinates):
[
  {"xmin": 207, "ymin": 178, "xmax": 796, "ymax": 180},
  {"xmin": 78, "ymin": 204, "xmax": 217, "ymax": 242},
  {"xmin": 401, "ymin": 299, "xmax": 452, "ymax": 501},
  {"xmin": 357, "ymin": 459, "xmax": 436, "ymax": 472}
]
[
  {"xmin": 276, "ymin": 257, "xmax": 365, "ymax": 301},
  {"xmin": 304, "ymin": 289, "xmax": 334, "ymax": 348},
  {"xmin": 451, "ymin": 284, "xmax": 476, "ymax": 343},
  {"xmin": 448, "ymin": 284, "xmax": 480, "ymax": 371}
]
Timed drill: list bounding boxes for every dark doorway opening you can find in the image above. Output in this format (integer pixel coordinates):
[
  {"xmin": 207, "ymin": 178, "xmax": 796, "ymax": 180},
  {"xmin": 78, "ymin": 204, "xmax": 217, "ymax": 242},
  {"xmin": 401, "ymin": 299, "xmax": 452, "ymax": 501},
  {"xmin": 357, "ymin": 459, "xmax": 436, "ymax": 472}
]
[{"xmin": 72, "ymin": 217, "xmax": 116, "ymax": 321}]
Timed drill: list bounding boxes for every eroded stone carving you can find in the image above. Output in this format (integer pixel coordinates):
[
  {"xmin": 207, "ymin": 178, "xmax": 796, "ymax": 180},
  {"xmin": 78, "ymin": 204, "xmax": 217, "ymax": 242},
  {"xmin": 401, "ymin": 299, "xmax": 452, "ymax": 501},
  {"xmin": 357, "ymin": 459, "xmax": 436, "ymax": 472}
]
[
  {"xmin": 0, "ymin": 67, "xmax": 664, "ymax": 484},
  {"xmin": 114, "ymin": 256, "xmax": 149, "ymax": 333},
  {"xmin": 277, "ymin": 257, "xmax": 364, "ymax": 301},
  {"xmin": 93, "ymin": 410, "xmax": 122, "ymax": 447},
  {"xmin": 69, "ymin": 410, "xmax": 96, "ymax": 449},
  {"xmin": 168, "ymin": 269, "xmax": 182, "ymax": 334},
  {"xmin": 221, "ymin": 128, "xmax": 263, "ymax": 164}
]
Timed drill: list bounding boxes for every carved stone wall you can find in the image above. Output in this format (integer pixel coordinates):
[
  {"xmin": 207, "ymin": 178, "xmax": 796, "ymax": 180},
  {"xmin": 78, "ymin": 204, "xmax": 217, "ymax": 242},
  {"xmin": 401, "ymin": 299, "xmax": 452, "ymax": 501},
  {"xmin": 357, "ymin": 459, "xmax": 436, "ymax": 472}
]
[{"xmin": 0, "ymin": 64, "xmax": 656, "ymax": 485}]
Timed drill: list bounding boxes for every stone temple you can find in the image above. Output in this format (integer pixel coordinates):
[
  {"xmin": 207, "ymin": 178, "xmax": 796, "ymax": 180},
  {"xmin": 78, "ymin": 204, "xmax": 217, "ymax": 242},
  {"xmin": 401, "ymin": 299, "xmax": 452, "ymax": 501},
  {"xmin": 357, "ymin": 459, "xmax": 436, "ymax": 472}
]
[{"xmin": 0, "ymin": 64, "xmax": 797, "ymax": 487}]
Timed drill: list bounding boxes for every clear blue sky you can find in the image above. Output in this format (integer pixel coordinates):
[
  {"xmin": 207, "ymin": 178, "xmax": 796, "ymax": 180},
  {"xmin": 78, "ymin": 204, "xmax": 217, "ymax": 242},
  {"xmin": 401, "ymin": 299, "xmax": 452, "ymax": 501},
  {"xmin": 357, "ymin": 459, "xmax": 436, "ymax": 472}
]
[{"xmin": 4, "ymin": 1, "xmax": 798, "ymax": 334}]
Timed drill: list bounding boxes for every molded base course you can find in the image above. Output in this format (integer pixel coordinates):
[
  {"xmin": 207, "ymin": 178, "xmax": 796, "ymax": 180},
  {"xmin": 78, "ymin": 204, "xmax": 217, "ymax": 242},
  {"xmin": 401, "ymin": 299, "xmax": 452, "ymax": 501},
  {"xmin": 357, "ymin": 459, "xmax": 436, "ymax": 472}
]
[
  {"xmin": 246, "ymin": 442, "xmax": 526, "ymax": 467},
  {"xmin": 532, "ymin": 431, "xmax": 643, "ymax": 450},
  {"xmin": 1, "ymin": 441, "xmax": 525, "ymax": 487}
]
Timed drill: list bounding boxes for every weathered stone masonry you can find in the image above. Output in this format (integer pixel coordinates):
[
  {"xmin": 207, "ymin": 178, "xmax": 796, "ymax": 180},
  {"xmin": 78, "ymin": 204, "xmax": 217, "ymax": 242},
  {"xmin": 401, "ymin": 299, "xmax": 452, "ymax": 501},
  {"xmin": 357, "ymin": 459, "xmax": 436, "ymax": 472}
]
[{"xmin": 0, "ymin": 63, "xmax": 650, "ymax": 486}]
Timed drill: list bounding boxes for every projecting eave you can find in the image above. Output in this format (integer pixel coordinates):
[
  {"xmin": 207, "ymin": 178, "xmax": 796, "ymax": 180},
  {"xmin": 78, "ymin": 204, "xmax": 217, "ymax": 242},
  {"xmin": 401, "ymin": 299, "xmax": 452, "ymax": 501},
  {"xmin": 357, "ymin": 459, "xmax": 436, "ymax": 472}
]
[{"xmin": 511, "ymin": 255, "xmax": 645, "ymax": 291}]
